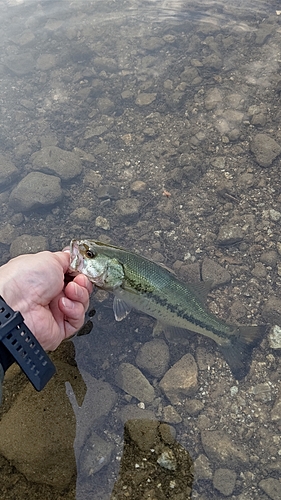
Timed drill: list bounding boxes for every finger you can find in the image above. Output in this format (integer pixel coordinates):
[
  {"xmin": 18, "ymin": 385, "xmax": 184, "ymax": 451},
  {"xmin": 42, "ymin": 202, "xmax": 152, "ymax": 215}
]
[
  {"xmin": 59, "ymin": 297, "xmax": 85, "ymax": 334},
  {"xmin": 73, "ymin": 274, "xmax": 93, "ymax": 295},
  {"xmin": 54, "ymin": 250, "xmax": 71, "ymax": 274},
  {"xmin": 64, "ymin": 281, "xmax": 91, "ymax": 311}
]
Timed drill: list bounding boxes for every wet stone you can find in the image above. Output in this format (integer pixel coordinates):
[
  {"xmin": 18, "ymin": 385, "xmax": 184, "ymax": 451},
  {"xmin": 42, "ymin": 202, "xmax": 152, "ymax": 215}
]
[
  {"xmin": 201, "ymin": 430, "xmax": 249, "ymax": 469},
  {"xmin": 260, "ymin": 250, "xmax": 278, "ymax": 266},
  {"xmin": 251, "ymin": 382, "xmax": 272, "ymax": 403},
  {"xmin": 135, "ymin": 339, "xmax": 170, "ymax": 378},
  {"xmin": 251, "ymin": 262, "xmax": 267, "ymax": 278},
  {"xmin": 262, "ymin": 296, "xmax": 281, "ymax": 326},
  {"xmin": 79, "ymin": 430, "xmax": 114, "ymax": 478},
  {"xmin": 213, "ymin": 468, "xmax": 236, "ymax": 496},
  {"xmin": 9, "ymin": 172, "xmax": 62, "ymax": 212},
  {"xmin": 250, "ymin": 134, "xmax": 281, "ymax": 167},
  {"xmin": 194, "ymin": 454, "xmax": 212, "ymax": 480},
  {"xmin": 201, "ymin": 257, "xmax": 231, "ymax": 287},
  {"xmin": 115, "ymin": 198, "xmax": 140, "ymax": 221},
  {"xmin": 10, "ymin": 234, "xmax": 48, "ymax": 258},
  {"xmin": 117, "ymin": 404, "xmax": 156, "ymax": 424},
  {"xmin": 184, "ymin": 399, "xmax": 204, "ymax": 416},
  {"xmin": 259, "ymin": 478, "xmax": 281, "ymax": 500},
  {"xmin": 97, "ymin": 97, "xmax": 115, "ymax": 114},
  {"xmin": 95, "ymin": 216, "xmax": 110, "ymax": 230},
  {"xmin": 0, "ymin": 154, "xmax": 19, "ymax": 189},
  {"xmin": 217, "ymin": 224, "xmax": 244, "ymax": 245},
  {"xmin": 135, "ymin": 93, "xmax": 157, "ymax": 106},
  {"xmin": 70, "ymin": 207, "xmax": 92, "ymax": 222},
  {"xmin": 159, "ymin": 353, "xmax": 198, "ymax": 404},
  {"xmin": 31, "ymin": 146, "xmax": 82, "ymax": 181},
  {"xmin": 0, "ymin": 223, "xmax": 19, "ymax": 245},
  {"xmin": 268, "ymin": 325, "xmax": 281, "ymax": 349},
  {"xmin": 204, "ymin": 88, "xmax": 222, "ymax": 110},
  {"xmin": 270, "ymin": 393, "xmax": 281, "ymax": 422},
  {"xmin": 115, "ymin": 363, "xmax": 155, "ymax": 403},
  {"xmin": 162, "ymin": 405, "xmax": 182, "ymax": 424},
  {"xmin": 36, "ymin": 53, "xmax": 57, "ymax": 71},
  {"xmin": 4, "ymin": 53, "xmax": 35, "ymax": 75},
  {"xmin": 130, "ymin": 180, "xmax": 147, "ymax": 193}
]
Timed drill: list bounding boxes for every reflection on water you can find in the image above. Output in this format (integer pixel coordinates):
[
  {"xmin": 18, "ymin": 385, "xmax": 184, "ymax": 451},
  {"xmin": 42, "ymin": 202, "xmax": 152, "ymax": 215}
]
[{"xmin": 0, "ymin": 0, "xmax": 281, "ymax": 499}]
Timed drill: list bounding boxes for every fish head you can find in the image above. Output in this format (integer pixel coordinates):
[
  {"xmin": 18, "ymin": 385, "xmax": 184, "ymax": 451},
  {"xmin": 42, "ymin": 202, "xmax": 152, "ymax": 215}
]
[{"xmin": 69, "ymin": 239, "xmax": 124, "ymax": 289}]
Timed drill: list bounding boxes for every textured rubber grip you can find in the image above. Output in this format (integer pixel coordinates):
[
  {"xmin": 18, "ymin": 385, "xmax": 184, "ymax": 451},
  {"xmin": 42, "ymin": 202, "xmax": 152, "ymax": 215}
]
[{"xmin": 0, "ymin": 296, "xmax": 56, "ymax": 390}]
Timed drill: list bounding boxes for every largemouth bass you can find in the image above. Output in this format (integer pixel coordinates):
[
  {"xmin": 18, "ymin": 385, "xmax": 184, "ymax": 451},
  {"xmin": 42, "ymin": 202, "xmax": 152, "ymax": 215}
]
[{"xmin": 69, "ymin": 239, "xmax": 267, "ymax": 380}]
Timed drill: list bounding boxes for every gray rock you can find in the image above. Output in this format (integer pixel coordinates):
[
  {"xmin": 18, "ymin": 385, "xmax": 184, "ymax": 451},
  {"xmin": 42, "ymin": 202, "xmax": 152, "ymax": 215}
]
[
  {"xmin": 10, "ymin": 234, "xmax": 48, "ymax": 258},
  {"xmin": 204, "ymin": 88, "xmax": 222, "ymax": 110},
  {"xmin": 184, "ymin": 399, "xmax": 204, "ymax": 416},
  {"xmin": 213, "ymin": 468, "xmax": 236, "ymax": 496},
  {"xmin": 268, "ymin": 325, "xmax": 281, "ymax": 349},
  {"xmin": 0, "ymin": 223, "xmax": 19, "ymax": 245},
  {"xmin": 135, "ymin": 93, "xmax": 157, "ymax": 106},
  {"xmin": 217, "ymin": 224, "xmax": 244, "ymax": 245},
  {"xmin": 0, "ymin": 154, "xmax": 19, "ymax": 188},
  {"xmin": 115, "ymin": 363, "xmax": 155, "ymax": 403},
  {"xmin": 250, "ymin": 134, "xmax": 281, "ymax": 167},
  {"xmin": 259, "ymin": 478, "xmax": 281, "ymax": 500},
  {"xmin": 9, "ymin": 172, "xmax": 62, "ymax": 212},
  {"xmin": 70, "ymin": 207, "xmax": 93, "ymax": 222},
  {"xmin": 201, "ymin": 430, "xmax": 248, "ymax": 469},
  {"xmin": 162, "ymin": 405, "xmax": 182, "ymax": 424},
  {"xmin": 97, "ymin": 97, "xmax": 115, "ymax": 114},
  {"xmin": 271, "ymin": 393, "xmax": 281, "ymax": 422},
  {"xmin": 117, "ymin": 404, "xmax": 156, "ymax": 424},
  {"xmin": 260, "ymin": 250, "xmax": 278, "ymax": 266},
  {"xmin": 159, "ymin": 353, "xmax": 198, "ymax": 404},
  {"xmin": 201, "ymin": 257, "xmax": 231, "ymax": 287},
  {"xmin": 135, "ymin": 339, "xmax": 170, "ymax": 378},
  {"xmin": 31, "ymin": 146, "xmax": 82, "ymax": 181},
  {"xmin": 262, "ymin": 296, "xmax": 281, "ymax": 326},
  {"xmin": 251, "ymin": 262, "xmax": 267, "ymax": 278},
  {"xmin": 4, "ymin": 53, "xmax": 35, "ymax": 75},
  {"xmin": 36, "ymin": 54, "xmax": 57, "ymax": 71},
  {"xmin": 141, "ymin": 36, "xmax": 165, "ymax": 51},
  {"xmin": 115, "ymin": 198, "xmax": 140, "ymax": 221},
  {"xmin": 251, "ymin": 382, "xmax": 272, "ymax": 402},
  {"xmin": 194, "ymin": 454, "xmax": 212, "ymax": 480},
  {"xmin": 79, "ymin": 431, "xmax": 114, "ymax": 478}
]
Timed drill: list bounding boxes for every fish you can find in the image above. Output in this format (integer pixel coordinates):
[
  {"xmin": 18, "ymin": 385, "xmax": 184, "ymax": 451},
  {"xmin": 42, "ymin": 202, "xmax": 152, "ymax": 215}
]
[{"xmin": 69, "ymin": 239, "xmax": 267, "ymax": 380}]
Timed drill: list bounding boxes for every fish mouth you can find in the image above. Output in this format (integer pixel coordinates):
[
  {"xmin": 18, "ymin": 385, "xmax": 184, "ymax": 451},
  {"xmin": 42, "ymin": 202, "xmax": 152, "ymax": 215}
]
[{"xmin": 69, "ymin": 239, "xmax": 84, "ymax": 274}]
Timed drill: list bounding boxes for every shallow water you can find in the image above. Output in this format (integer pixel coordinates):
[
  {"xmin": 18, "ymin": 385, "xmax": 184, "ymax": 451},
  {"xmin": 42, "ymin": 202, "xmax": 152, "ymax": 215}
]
[{"xmin": 0, "ymin": 0, "xmax": 281, "ymax": 499}]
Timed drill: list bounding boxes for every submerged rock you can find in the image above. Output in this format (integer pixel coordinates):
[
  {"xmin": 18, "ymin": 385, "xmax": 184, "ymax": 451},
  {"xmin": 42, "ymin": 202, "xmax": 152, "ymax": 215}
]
[
  {"xmin": 115, "ymin": 363, "xmax": 155, "ymax": 403},
  {"xmin": 159, "ymin": 353, "xmax": 198, "ymax": 404},
  {"xmin": 9, "ymin": 172, "xmax": 62, "ymax": 212},
  {"xmin": 250, "ymin": 134, "xmax": 281, "ymax": 167}
]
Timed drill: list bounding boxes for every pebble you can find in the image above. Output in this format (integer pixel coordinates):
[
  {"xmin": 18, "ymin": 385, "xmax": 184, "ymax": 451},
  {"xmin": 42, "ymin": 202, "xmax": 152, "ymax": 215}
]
[
  {"xmin": 162, "ymin": 405, "xmax": 182, "ymax": 424},
  {"xmin": 217, "ymin": 224, "xmax": 244, "ymax": 245},
  {"xmin": 201, "ymin": 430, "xmax": 249, "ymax": 468},
  {"xmin": 184, "ymin": 399, "xmax": 204, "ymax": 416},
  {"xmin": 259, "ymin": 478, "xmax": 281, "ymax": 500},
  {"xmin": 10, "ymin": 234, "xmax": 48, "ymax": 258},
  {"xmin": 95, "ymin": 216, "xmax": 110, "ymax": 230},
  {"xmin": 79, "ymin": 430, "xmax": 114, "ymax": 478},
  {"xmin": 0, "ymin": 154, "xmax": 19, "ymax": 189},
  {"xmin": 135, "ymin": 93, "xmax": 157, "ymax": 106},
  {"xmin": 71, "ymin": 207, "xmax": 92, "ymax": 222},
  {"xmin": 31, "ymin": 146, "xmax": 82, "ymax": 181},
  {"xmin": 201, "ymin": 257, "xmax": 231, "ymax": 287},
  {"xmin": 213, "ymin": 468, "xmax": 236, "ymax": 496},
  {"xmin": 250, "ymin": 134, "xmax": 281, "ymax": 167},
  {"xmin": 115, "ymin": 198, "xmax": 140, "ymax": 221},
  {"xmin": 159, "ymin": 353, "xmax": 198, "ymax": 404},
  {"xmin": 194, "ymin": 454, "xmax": 212, "ymax": 480},
  {"xmin": 260, "ymin": 250, "xmax": 278, "ymax": 266},
  {"xmin": 130, "ymin": 180, "xmax": 147, "ymax": 193},
  {"xmin": 135, "ymin": 339, "xmax": 170, "ymax": 378},
  {"xmin": 115, "ymin": 363, "xmax": 155, "ymax": 403},
  {"xmin": 0, "ymin": 223, "xmax": 19, "ymax": 245},
  {"xmin": 9, "ymin": 172, "xmax": 62, "ymax": 212},
  {"xmin": 126, "ymin": 419, "xmax": 159, "ymax": 451},
  {"xmin": 262, "ymin": 297, "xmax": 281, "ymax": 326},
  {"xmin": 268, "ymin": 325, "xmax": 281, "ymax": 349},
  {"xmin": 270, "ymin": 394, "xmax": 281, "ymax": 422}
]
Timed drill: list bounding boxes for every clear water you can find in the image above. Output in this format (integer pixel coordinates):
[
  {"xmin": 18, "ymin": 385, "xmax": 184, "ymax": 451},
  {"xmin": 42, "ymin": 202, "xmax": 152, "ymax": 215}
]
[{"xmin": 0, "ymin": 1, "xmax": 280, "ymax": 499}]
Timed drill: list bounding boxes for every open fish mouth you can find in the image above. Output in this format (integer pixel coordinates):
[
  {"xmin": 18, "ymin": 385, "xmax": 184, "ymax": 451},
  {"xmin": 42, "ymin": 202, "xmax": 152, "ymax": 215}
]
[{"xmin": 69, "ymin": 240, "xmax": 84, "ymax": 274}]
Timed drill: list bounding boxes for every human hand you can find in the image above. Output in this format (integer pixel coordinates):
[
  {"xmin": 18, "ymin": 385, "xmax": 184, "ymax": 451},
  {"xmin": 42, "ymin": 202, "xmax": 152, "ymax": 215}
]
[{"xmin": 0, "ymin": 251, "xmax": 93, "ymax": 351}]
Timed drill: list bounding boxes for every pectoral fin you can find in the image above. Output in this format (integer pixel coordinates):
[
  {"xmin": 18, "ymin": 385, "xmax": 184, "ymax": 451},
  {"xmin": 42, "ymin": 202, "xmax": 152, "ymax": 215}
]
[{"xmin": 113, "ymin": 296, "xmax": 132, "ymax": 321}]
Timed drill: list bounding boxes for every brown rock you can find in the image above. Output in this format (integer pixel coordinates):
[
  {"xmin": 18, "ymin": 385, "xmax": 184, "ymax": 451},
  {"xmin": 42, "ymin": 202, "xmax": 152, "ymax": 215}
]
[{"xmin": 159, "ymin": 353, "xmax": 198, "ymax": 404}]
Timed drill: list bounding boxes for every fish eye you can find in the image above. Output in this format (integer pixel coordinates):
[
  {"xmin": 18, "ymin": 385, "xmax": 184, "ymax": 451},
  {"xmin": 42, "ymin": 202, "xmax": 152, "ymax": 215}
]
[{"xmin": 85, "ymin": 249, "xmax": 95, "ymax": 258}]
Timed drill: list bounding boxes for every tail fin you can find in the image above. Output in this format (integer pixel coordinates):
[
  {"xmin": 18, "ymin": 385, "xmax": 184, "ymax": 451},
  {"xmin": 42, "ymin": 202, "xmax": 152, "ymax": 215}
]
[{"xmin": 219, "ymin": 325, "xmax": 268, "ymax": 380}]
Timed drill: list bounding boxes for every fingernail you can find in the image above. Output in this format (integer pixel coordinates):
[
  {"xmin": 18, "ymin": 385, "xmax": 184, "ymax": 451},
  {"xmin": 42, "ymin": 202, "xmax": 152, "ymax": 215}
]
[
  {"xmin": 74, "ymin": 282, "xmax": 83, "ymax": 298},
  {"xmin": 62, "ymin": 297, "xmax": 74, "ymax": 309}
]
